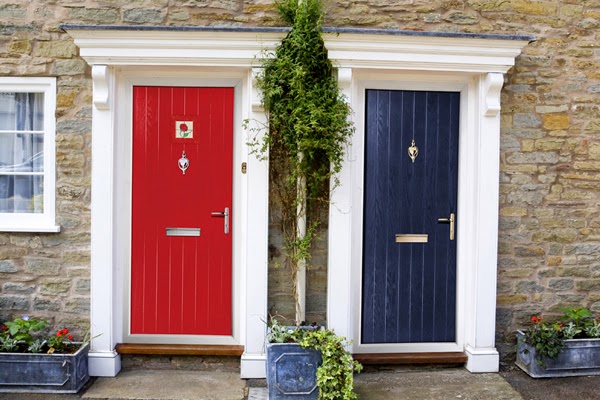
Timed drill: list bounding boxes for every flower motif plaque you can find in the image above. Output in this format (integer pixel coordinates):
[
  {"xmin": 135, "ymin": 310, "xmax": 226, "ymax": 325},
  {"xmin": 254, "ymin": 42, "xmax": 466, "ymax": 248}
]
[{"xmin": 176, "ymin": 121, "xmax": 194, "ymax": 139}]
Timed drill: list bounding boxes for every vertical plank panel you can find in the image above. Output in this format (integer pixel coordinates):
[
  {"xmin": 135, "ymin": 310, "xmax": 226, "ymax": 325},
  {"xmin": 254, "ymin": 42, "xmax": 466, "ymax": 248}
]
[
  {"xmin": 362, "ymin": 90, "xmax": 378, "ymax": 343},
  {"xmin": 362, "ymin": 89, "xmax": 459, "ymax": 344},
  {"xmin": 131, "ymin": 86, "xmax": 233, "ymax": 336}
]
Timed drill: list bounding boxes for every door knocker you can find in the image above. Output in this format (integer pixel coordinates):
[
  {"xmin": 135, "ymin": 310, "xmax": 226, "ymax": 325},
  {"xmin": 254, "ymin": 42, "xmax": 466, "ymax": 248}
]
[
  {"xmin": 408, "ymin": 139, "xmax": 419, "ymax": 163},
  {"xmin": 178, "ymin": 151, "xmax": 189, "ymax": 175}
]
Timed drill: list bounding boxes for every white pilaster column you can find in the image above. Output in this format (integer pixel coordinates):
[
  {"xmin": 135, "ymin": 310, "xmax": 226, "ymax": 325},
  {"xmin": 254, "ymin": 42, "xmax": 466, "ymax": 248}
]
[
  {"xmin": 465, "ymin": 72, "xmax": 504, "ymax": 373},
  {"xmin": 240, "ymin": 68, "xmax": 270, "ymax": 378},
  {"xmin": 88, "ymin": 65, "xmax": 121, "ymax": 377},
  {"xmin": 327, "ymin": 68, "xmax": 354, "ymax": 343}
]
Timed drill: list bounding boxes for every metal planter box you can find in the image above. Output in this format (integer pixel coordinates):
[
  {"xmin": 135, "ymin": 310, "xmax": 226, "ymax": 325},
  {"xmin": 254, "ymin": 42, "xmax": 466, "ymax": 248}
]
[
  {"xmin": 266, "ymin": 342, "xmax": 322, "ymax": 400},
  {"xmin": 516, "ymin": 331, "xmax": 600, "ymax": 378},
  {"xmin": 0, "ymin": 342, "xmax": 90, "ymax": 393}
]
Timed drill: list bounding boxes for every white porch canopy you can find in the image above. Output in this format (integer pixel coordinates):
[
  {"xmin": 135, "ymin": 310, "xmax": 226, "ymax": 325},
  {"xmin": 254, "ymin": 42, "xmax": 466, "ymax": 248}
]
[{"xmin": 63, "ymin": 24, "xmax": 531, "ymax": 378}]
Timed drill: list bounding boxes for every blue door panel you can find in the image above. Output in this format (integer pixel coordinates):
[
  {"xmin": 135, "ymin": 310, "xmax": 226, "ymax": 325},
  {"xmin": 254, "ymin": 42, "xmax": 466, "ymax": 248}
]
[{"xmin": 362, "ymin": 89, "xmax": 459, "ymax": 344}]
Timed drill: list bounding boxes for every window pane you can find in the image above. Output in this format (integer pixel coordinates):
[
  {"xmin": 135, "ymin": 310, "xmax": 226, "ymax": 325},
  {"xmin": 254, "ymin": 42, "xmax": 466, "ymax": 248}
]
[
  {"xmin": 0, "ymin": 92, "xmax": 44, "ymax": 131},
  {"xmin": 0, "ymin": 134, "xmax": 44, "ymax": 173},
  {"xmin": 0, "ymin": 175, "xmax": 43, "ymax": 213}
]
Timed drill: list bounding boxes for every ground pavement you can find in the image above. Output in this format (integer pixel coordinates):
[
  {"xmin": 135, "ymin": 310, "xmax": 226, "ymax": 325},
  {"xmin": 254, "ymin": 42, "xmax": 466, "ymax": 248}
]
[{"xmin": 1, "ymin": 367, "xmax": 600, "ymax": 400}]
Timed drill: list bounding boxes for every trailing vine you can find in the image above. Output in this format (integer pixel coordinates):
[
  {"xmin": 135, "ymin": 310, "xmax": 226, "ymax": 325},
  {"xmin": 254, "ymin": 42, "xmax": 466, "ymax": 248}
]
[{"xmin": 251, "ymin": 0, "xmax": 353, "ymax": 320}]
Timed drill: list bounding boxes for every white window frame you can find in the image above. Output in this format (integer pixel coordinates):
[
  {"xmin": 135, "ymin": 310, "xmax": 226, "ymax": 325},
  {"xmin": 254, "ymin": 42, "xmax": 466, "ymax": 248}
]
[{"xmin": 0, "ymin": 77, "xmax": 60, "ymax": 232}]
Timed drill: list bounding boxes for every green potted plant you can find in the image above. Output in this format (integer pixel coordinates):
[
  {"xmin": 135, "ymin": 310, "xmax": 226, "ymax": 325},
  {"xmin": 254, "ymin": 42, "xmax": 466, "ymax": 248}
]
[
  {"xmin": 516, "ymin": 307, "xmax": 600, "ymax": 378},
  {"xmin": 266, "ymin": 320, "xmax": 362, "ymax": 400},
  {"xmin": 249, "ymin": 0, "xmax": 358, "ymax": 397},
  {"xmin": 0, "ymin": 315, "xmax": 90, "ymax": 393}
]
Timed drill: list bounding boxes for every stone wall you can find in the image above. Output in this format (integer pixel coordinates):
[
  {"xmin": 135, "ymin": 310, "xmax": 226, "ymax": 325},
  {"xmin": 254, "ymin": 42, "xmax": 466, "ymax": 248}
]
[{"xmin": 0, "ymin": 0, "xmax": 598, "ymax": 365}]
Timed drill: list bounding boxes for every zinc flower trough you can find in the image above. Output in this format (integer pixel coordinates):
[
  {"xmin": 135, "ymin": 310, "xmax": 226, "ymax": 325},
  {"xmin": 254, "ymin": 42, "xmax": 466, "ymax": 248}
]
[
  {"xmin": 0, "ymin": 341, "xmax": 89, "ymax": 393},
  {"xmin": 516, "ymin": 331, "xmax": 600, "ymax": 378}
]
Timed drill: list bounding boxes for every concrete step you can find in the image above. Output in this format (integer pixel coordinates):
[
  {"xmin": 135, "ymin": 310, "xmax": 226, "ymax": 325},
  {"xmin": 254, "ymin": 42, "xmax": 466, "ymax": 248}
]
[{"xmin": 82, "ymin": 370, "xmax": 247, "ymax": 400}]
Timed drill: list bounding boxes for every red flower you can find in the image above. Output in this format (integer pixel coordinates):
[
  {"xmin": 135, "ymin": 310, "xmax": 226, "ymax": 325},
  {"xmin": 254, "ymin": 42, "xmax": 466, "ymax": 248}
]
[
  {"xmin": 56, "ymin": 332, "xmax": 61, "ymax": 337},
  {"xmin": 531, "ymin": 316, "xmax": 538, "ymax": 323},
  {"xmin": 68, "ymin": 335, "xmax": 73, "ymax": 340},
  {"xmin": 179, "ymin": 123, "xmax": 188, "ymax": 132},
  {"xmin": 0, "ymin": 325, "xmax": 6, "ymax": 331}
]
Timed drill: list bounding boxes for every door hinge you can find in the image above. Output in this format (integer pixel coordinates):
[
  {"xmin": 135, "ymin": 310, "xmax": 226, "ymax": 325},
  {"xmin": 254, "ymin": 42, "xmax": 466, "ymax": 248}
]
[{"xmin": 241, "ymin": 162, "xmax": 247, "ymax": 174}]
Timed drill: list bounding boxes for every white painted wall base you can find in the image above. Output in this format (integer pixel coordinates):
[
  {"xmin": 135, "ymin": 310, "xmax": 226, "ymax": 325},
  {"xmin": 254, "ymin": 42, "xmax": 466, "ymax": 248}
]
[
  {"xmin": 465, "ymin": 345, "xmax": 500, "ymax": 373},
  {"xmin": 241, "ymin": 353, "xmax": 267, "ymax": 379},
  {"xmin": 88, "ymin": 351, "xmax": 122, "ymax": 377}
]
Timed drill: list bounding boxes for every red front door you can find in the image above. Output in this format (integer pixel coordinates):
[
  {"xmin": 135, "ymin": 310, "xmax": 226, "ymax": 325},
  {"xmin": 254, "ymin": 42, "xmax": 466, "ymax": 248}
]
[{"xmin": 131, "ymin": 86, "xmax": 234, "ymax": 336}]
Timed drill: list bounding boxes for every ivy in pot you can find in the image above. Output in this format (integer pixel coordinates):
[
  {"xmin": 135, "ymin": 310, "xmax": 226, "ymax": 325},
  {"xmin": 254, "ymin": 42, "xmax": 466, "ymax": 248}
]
[{"xmin": 268, "ymin": 319, "xmax": 363, "ymax": 400}]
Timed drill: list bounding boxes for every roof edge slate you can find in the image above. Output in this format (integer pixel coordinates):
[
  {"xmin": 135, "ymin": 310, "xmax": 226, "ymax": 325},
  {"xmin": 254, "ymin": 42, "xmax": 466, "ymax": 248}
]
[{"xmin": 59, "ymin": 24, "xmax": 535, "ymax": 42}]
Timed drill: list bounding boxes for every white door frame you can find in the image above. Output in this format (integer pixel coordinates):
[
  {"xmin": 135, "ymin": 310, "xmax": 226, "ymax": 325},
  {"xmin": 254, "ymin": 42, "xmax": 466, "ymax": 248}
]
[
  {"xmin": 116, "ymin": 72, "xmax": 244, "ymax": 346},
  {"xmin": 325, "ymin": 30, "xmax": 531, "ymax": 373},
  {"xmin": 329, "ymin": 68, "xmax": 510, "ymax": 373},
  {"xmin": 66, "ymin": 26, "xmax": 530, "ymax": 377},
  {"xmin": 350, "ymin": 76, "xmax": 469, "ymax": 354}
]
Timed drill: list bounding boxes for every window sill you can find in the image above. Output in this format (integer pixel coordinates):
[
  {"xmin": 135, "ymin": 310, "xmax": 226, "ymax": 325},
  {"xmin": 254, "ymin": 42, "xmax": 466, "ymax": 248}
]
[{"xmin": 0, "ymin": 225, "xmax": 61, "ymax": 233}]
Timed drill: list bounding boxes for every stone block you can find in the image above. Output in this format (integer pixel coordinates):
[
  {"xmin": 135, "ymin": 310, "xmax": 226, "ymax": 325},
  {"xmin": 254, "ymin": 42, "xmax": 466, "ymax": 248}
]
[
  {"xmin": 0, "ymin": 4, "xmax": 26, "ymax": 19},
  {"xmin": 0, "ymin": 247, "xmax": 27, "ymax": 260},
  {"xmin": 75, "ymin": 278, "xmax": 90, "ymax": 294},
  {"xmin": 68, "ymin": 7, "xmax": 119, "ymax": 23},
  {"xmin": 123, "ymin": 8, "xmax": 165, "ymax": 23},
  {"xmin": 516, "ymin": 281, "xmax": 544, "ymax": 293},
  {"xmin": 0, "ymin": 260, "xmax": 17, "ymax": 273},
  {"xmin": 514, "ymin": 246, "xmax": 545, "ymax": 257},
  {"xmin": 0, "ymin": 296, "xmax": 30, "ymax": 311},
  {"xmin": 443, "ymin": 11, "xmax": 478, "ymax": 24},
  {"xmin": 34, "ymin": 41, "xmax": 77, "ymax": 58},
  {"xmin": 512, "ymin": 1, "xmax": 558, "ymax": 15},
  {"xmin": 40, "ymin": 278, "xmax": 72, "ymax": 296},
  {"xmin": 64, "ymin": 298, "xmax": 90, "ymax": 314},
  {"xmin": 513, "ymin": 113, "xmax": 542, "ymax": 128},
  {"xmin": 558, "ymin": 267, "xmax": 591, "ymax": 278},
  {"xmin": 506, "ymin": 152, "xmax": 558, "ymax": 164},
  {"xmin": 2, "ymin": 282, "xmax": 35, "ymax": 294},
  {"xmin": 169, "ymin": 10, "xmax": 190, "ymax": 20},
  {"xmin": 497, "ymin": 294, "xmax": 528, "ymax": 305},
  {"xmin": 33, "ymin": 297, "xmax": 61, "ymax": 312},
  {"xmin": 543, "ymin": 113, "xmax": 570, "ymax": 130},
  {"xmin": 575, "ymin": 280, "xmax": 600, "ymax": 291},
  {"xmin": 56, "ymin": 119, "xmax": 91, "ymax": 134},
  {"xmin": 548, "ymin": 278, "xmax": 574, "ymax": 291},
  {"xmin": 8, "ymin": 40, "xmax": 31, "ymax": 54},
  {"xmin": 564, "ymin": 243, "xmax": 600, "ymax": 255},
  {"xmin": 51, "ymin": 59, "xmax": 86, "ymax": 75},
  {"xmin": 24, "ymin": 258, "xmax": 60, "ymax": 275}
]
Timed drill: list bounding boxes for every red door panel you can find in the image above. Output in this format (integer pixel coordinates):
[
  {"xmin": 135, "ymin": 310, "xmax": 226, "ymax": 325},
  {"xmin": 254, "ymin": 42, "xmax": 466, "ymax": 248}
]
[{"xmin": 131, "ymin": 86, "xmax": 234, "ymax": 336}]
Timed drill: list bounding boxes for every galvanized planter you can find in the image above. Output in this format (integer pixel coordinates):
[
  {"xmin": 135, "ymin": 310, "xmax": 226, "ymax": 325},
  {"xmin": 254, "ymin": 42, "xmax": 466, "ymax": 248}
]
[
  {"xmin": 0, "ymin": 342, "xmax": 90, "ymax": 393},
  {"xmin": 266, "ymin": 342, "xmax": 322, "ymax": 400},
  {"xmin": 516, "ymin": 331, "xmax": 600, "ymax": 378}
]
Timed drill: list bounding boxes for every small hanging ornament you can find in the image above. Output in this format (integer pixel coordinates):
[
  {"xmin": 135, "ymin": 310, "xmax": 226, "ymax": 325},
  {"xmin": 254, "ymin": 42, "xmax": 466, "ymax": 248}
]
[
  {"xmin": 178, "ymin": 151, "xmax": 189, "ymax": 175},
  {"xmin": 408, "ymin": 139, "xmax": 418, "ymax": 163}
]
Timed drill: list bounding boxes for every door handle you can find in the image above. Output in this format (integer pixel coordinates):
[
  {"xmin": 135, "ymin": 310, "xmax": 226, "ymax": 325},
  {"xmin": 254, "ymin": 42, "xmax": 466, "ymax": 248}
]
[
  {"xmin": 211, "ymin": 207, "xmax": 229, "ymax": 234},
  {"xmin": 437, "ymin": 212, "xmax": 455, "ymax": 241}
]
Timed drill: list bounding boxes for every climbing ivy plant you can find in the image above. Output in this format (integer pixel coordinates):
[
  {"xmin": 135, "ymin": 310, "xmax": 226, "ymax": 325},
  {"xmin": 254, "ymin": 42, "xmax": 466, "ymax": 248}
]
[{"xmin": 251, "ymin": 0, "xmax": 353, "ymax": 321}]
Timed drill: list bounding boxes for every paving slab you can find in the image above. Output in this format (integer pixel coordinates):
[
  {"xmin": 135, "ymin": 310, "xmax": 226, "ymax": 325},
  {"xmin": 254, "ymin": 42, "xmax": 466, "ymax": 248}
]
[
  {"xmin": 353, "ymin": 368, "xmax": 524, "ymax": 400},
  {"xmin": 501, "ymin": 368, "xmax": 600, "ymax": 400},
  {"xmin": 82, "ymin": 370, "xmax": 246, "ymax": 400}
]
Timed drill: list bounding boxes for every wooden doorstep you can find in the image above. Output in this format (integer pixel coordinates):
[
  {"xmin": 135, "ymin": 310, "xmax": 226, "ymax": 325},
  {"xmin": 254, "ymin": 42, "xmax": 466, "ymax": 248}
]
[
  {"xmin": 352, "ymin": 352, "xmax": 467, "ymax": 365},
  {"xmin": 115, "ymin": 343, "xmax": 244, "ymax": 356}
]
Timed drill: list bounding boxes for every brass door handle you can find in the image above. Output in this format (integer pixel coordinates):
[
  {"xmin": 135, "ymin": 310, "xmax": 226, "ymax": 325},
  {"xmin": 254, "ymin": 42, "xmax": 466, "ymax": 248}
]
[{"xmin": 437, "ymin": 212, "xmax": 455, "ymax": 241}]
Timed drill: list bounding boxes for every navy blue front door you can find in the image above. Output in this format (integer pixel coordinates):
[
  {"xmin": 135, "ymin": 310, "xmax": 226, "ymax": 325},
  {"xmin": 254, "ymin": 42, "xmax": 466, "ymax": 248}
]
[{"xmin": 362, "ymin": 89, "xmax": 459, "ymax": 344}]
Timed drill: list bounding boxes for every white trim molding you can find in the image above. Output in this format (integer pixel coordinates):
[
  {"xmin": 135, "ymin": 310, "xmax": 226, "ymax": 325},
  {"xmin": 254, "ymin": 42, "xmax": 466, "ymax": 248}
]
[
  {"xmin": 0, "ymin": 77, "xmax": 60, "ymax": 233},
  {"xmin": 327, "ymin": 38, "xmax": 528, "ymax": 373},
  {"xmin": 65, "ymin": 26, "xmax": 530, "ymax": 377}
]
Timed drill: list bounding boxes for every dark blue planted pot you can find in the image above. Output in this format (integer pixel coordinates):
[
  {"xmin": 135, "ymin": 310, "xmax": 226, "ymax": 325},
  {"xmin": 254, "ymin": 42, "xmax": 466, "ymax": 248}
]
[{"xmin": 266, "ymin": 342, "xmax": 322, "ymax": 399}]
